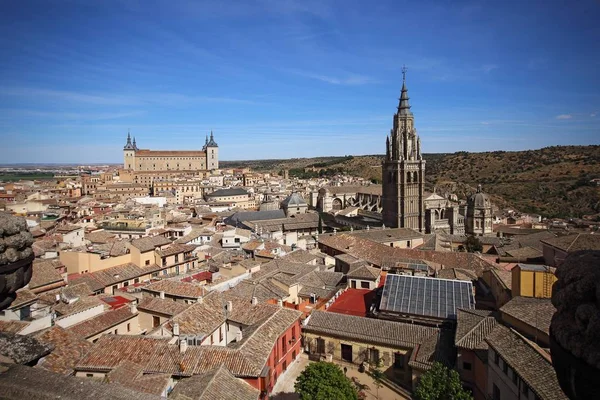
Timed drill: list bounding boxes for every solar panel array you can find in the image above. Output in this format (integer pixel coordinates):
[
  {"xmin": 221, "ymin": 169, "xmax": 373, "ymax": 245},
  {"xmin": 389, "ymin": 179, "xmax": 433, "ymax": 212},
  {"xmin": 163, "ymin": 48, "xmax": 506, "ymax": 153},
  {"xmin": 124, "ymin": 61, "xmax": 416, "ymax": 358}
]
[{"xmin": 380, "ymin": 274, "xmax": 475, "ymax": 319}]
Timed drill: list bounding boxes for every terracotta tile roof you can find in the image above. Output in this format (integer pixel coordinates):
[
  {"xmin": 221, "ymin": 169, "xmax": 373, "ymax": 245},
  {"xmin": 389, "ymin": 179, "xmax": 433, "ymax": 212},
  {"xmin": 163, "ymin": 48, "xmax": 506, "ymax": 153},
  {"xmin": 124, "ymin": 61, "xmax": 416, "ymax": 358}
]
[
  {"xmin": 106, "ymin": 361, "xmax": 170, "ymax": 397},
  {"xmin": 84, "ymin": 230, "xmax": 116, "ymax": 244},
  {"xmin": 76, "ymin": 335, "xmax": 169, "ymax": 372},
  {"xmin": 347, "ymin": 265, "xmax": 380, "ymax": 280},
  {"xmin": 486, "ymin": 325, "xmax": 568, "ymax": 400},
  {"xmin": 305, "ymin": 310, "xmax": 438, "ymax": 349},
  {"xmin": 29, "ymin": 259, "xmax": 64, "ymax": 290},
  {"xmin": 541, "ymin": 233, "xmax": 600, "ymax": 252},
  {"xmin": 454, "ymin": 309, "xmax": 497, "ymax": 350},
  {"xmin": 130, "ymin": 235, "xmax": 172, "ymax": 252},
  {"xmin": 67, "ymin": 307, "xmax": 137, "ymax": 339},
  {"xmin": 436, "ymin": 268, "xmax": 478, "ymax": 281},
  {"xmin": 170, "ymin": 365, "xmax": 259, "ymax": 400},
  {"xmin": 319, "ymin": 233, "xmax": 496, "ymax": 276},
  {"xmin": 279, "ymin": 249, "xmax": 320, "ymax": 264},
  {"xmin": 9, "ymin": 288, "xmax": 38, "ymax": 309},
  {"xmin": 56, "ymin": 225, "xmax": 83, "ymax": 234},
  {"xmin": 0, "ymin": 332, "xmax": 53, "ymax": 365},
  {"xmin": 351, "ymin": 228, "xmax": 423, "ymax": 242},
  {"xmin": 137, "ymin": 297, "xmax": 190, "ymax": 317},
  {"xmin": 408, "ymin": 327, "xmax": 456, "ymax": 371},
  {"xmin": 155, "ymin": 243, "xmax": 197, "ymax": 257},
  {"xmin": 34, "ymin": 326, "xmax": 92, "ymax": 375},
  {"xmin": 172, "ymin": 302, "xmax": 226, "ymax": 337},
  {"xmin": 500, "ymin": 296, "xmax": 554, "ymax": 336},
  {"xmin": 0, "ymin": 363, "xmax": 162, "ymax": 400},
  {"xmin": 143, "ymin": 280, "xmax": 205, "ymax": 299},
  {"xmin": 0, "ymin": 320, "xmax": 29, "ymax": 334},
  {"xmin": 489, "ymin": 268, "xmax": 512, "ymax": 290},
  {"xmin": 53, "ymin": 294, "xmax": 106, "ymax": 318}
]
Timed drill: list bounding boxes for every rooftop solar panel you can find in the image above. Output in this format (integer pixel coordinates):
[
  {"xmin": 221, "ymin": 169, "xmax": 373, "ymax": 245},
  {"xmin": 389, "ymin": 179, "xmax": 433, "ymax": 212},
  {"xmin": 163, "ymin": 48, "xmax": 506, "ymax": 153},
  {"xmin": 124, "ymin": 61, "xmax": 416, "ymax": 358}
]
[{"xmin": 379, "ymin": 274, "xmax": 475, "ymax": 319}]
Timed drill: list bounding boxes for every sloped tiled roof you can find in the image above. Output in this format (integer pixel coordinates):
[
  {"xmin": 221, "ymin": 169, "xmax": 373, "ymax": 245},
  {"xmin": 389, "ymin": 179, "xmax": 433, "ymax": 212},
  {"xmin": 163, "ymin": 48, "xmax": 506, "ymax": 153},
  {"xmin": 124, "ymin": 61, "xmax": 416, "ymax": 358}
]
[
  {"xmin": 486, "ymin": 325, "xmax": 567, "ymax": 400},
  {"xmin": 541, "ymin": 233, "xmax": 600, "ymax": 252},
  {"xmin": 172, "ymin": 302, "xmax": 226, "ymax": 337},
  {"xmin": 76, "ymin": 335, "xmax": 169, "ymax": 371},
  {"xmin": 170, "ymin": 365, "xmax": 259, "ymax": 400},
  {"xmin": 67, "ymin": 307, "xmax": 137, "ymax": 339},
  {"xmin": 106, "ymin": 361, "xmax": 170, "ymax": 397},
  {"xmin": 130, "ymin": 235, "xmax": 172, "ymax": 252},
  {"xmin": 29, "ymin": 259, "xmax": 64, "ymax": 290},
  {"xmin": 500, "ymin": 296, "xmax": 554, "ymax": 335},
  {"xmin": 454, "ymin": 309, "xmax": 497, "ymax": 350},
  {"xmin": 305, "ymin": 310, "xmax": 438, "ymax": 349},
  {"xmin": 34, "ymin": 326, "xmax": 92, "ymax": 375},
  {"xmin": 143, "ymin": 280, "xmax": 205, "ymax": 299},
  {"xmin": 137, "ymin": 297, "xmax": 190, "ymax": 317},
  {"xmin": 347, "ymin": 265, "xmax": 379, "ymax": 280}
]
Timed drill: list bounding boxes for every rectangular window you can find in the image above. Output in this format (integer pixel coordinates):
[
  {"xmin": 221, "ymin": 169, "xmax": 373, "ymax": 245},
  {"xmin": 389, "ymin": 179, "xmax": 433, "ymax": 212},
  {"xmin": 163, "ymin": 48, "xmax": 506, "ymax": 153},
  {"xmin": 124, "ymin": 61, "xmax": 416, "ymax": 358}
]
[
  {"xmin": 316, "ymin": 338, "xmax": 325, "ymax": 354},
  {"xmin": 360, "ymin": 281, "xmax": 370, "ymax": 289},
  {"xmin": 512, "ymin": 369, "xmax": 518, "ymax": 385},
  {"xmin": 502, "ymin": 360, "xmax": 508, "ymax": 374},
  {"xmin": 494, "ymin": 351, "xmax": 500, "ymax": 365},
  {"xmin": 522, "ymin": 384, "xmax": 529, "ymax": 396},
  {"xmin": 127, "ymin": 323, "xmax": 131, "ymax": 332},
  {"xmin": 86, "ymin": 373, "xmax": 93, "ymax": 378},
  {"xmin": 369, "ymin": 348, "xmax": 380, "ymax": 365},
  {"xmin": 394, "ymin": 353, "xmax": 404, "ymax": 369},
  {"xmin": 492, "ymin": 383, "xmax": 501, "ymax": 400},
  {"xmin": 463, "ymin": 362, "xmax": 472, "ymax": 371},
  {"xmin": 292, "ymin": 326, "xmax": 296, "ymax": 340},
  {"xmin": 282, "ymin": 335, "xmax": 287, "ymax": 354},
  {"xmin": 219, "ymin": 326, "xmax": 223, "ymax": 342},
  {"xmin": 145, "ymin": 260, "xmax": 150, "ymax": 266},
  {"xmin": 153, "ymin": 316, "xmax": 160, "ymax": 328}
]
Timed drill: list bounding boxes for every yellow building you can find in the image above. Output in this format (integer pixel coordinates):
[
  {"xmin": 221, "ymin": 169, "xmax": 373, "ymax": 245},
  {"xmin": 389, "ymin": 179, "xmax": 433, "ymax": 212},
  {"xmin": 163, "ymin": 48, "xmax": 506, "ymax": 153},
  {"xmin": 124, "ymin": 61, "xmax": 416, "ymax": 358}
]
[{"xmin": 511, "ymin": 263, "xmax": 556, "ymax": 299}]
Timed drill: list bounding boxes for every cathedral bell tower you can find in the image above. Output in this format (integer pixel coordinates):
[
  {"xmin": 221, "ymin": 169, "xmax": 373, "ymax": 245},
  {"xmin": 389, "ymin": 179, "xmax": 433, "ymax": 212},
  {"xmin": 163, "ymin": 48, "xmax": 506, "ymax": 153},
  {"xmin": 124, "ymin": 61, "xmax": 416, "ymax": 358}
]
[{"xmin": 382, "ymin": 67, "xmax": 425, "ymax": 232}]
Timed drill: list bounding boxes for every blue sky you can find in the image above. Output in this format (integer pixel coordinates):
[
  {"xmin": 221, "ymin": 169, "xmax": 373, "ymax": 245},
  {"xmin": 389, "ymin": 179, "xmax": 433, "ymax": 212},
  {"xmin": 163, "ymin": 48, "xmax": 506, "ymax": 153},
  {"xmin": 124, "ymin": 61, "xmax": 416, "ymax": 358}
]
[{"xmin": 1, "ymin": 0, "xmax": 599, "ymax": 163}]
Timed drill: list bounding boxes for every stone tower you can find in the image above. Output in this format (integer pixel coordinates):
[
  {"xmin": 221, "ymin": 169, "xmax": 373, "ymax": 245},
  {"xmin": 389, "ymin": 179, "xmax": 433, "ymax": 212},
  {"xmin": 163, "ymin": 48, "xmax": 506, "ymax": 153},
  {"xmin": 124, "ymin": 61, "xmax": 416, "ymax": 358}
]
[
  {"xmin": 123, "ymin": 131, "xmax": 136, "ymax": 170},
  {"xmin": 382, "ymin": 68, "xmax": 425, "ymax": 232},
  {"xmin": 205, "ymin": 131, "xmax": 219, "ymax": 170}
]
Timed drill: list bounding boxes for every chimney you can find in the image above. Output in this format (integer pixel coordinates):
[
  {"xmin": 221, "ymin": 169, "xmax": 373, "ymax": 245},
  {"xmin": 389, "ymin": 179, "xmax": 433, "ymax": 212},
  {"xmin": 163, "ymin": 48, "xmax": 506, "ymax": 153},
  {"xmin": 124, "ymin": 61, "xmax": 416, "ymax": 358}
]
[
  {"xmin": 236, "ymin": 330, "xmax": 243, "ymax": 342},
  {"xmin": 251, "ymin": 297, "xmax": 258, "ymax": 305},
  {"xmin": 129, "ymin": 302, "xmax": 138, "ymax": 314},
  {"xmin": 226, "ymin": 301, "xmax": 233, "ymax": 312},
  {"xmin": 173, "ymin": 322, "xmax": 180, "ymax": 336},
  {"xmin": 55, "ymin": 294, "xmax": 60, "ymax": 304},
  {"xmin": 277, "ymin": 299, "xmax": 283, "ymax": 308},
  {"xmin": 159, "ymin": 291, "xmax": 165, "ymax": 299},
  {"xmin": 179, "ymin": 337, "xmax": 187, "ymax": 353},
  {"xmin": 197, "ymin": 296, "xmax": 203, "ymax": 304}
]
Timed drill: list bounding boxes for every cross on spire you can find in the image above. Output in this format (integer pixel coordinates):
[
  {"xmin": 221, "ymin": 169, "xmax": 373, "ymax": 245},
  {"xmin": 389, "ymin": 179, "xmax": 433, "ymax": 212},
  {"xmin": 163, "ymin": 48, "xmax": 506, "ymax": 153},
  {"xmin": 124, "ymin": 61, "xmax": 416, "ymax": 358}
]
[{"xmin": 402, "ymin": 65, "xmax": 407, "ymax": 83}]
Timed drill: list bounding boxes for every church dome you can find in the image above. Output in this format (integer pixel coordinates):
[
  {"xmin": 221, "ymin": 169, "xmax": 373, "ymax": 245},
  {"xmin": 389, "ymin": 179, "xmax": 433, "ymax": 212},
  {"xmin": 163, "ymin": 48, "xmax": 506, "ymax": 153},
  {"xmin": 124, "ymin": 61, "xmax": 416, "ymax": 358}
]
[
  {"xmin": 468, "ymin": 185, "xmax": 490, "ymax": 208},
  {"xmin": 281, "ymin": 192, "xmax": 307, "ymax": 207}
]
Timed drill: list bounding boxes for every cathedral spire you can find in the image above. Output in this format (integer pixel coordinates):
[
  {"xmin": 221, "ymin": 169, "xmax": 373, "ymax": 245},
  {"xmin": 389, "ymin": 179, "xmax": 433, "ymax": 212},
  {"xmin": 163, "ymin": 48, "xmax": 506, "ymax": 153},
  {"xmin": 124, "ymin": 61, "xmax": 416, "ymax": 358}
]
[{"xmin": 398, "ymin": 65, "xmax": 412, "ymax": 116}]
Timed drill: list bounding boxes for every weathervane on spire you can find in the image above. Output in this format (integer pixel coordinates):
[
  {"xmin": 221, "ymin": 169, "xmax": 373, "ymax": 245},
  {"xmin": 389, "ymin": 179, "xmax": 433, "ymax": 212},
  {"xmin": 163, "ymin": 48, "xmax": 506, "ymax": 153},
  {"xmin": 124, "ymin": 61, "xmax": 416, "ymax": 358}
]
[{"xmin": 402, "ymin": 65, "xmax": 407, "ymax": 83}]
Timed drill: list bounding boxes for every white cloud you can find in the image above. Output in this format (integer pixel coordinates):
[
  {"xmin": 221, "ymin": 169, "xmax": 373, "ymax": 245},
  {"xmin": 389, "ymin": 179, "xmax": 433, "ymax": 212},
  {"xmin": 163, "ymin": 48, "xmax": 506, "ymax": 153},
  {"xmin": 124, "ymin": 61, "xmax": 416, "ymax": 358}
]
[
  {"xmin": 555, "ymin": 114, "xmax": 572, "ymax": 120},
  {"xmin": 285, "ymin": 69, "xmax": 378, "ymax": 85},
  {"xmin": 591, "ymin": 112, "xmax": 598, "ymax": 117}
]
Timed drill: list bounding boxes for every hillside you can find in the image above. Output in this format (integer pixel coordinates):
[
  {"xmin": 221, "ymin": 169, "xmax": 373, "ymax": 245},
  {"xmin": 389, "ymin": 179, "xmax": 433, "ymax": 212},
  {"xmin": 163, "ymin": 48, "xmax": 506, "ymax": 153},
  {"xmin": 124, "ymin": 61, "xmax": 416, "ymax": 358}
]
[{"xmin": 221, "ymin": 145, "xmax": 600, "ymax": 219}]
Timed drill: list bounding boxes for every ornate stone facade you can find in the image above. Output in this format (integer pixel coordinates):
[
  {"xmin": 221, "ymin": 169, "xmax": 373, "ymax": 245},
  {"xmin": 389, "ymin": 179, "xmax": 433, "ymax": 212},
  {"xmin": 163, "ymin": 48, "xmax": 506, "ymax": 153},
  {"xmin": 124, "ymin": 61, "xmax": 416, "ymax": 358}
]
[{"xmin": 382, "ymin": 69, "xmax": 425, "ymax": 232}]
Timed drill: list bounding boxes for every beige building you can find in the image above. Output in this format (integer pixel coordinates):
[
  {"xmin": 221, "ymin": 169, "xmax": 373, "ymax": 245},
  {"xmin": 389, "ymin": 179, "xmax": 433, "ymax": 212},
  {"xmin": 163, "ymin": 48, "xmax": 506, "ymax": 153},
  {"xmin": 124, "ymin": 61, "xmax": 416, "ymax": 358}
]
[
  {"xmin": 303, "ymin": 310, "xmax": 453, "ymax": 390},
  {"xmin": 205, "ymin": 188, "xmax": 255, "ymax": 209},
  {"xmin": 123, "ymin": 131, "xmax": 218, "ymax": 173}
]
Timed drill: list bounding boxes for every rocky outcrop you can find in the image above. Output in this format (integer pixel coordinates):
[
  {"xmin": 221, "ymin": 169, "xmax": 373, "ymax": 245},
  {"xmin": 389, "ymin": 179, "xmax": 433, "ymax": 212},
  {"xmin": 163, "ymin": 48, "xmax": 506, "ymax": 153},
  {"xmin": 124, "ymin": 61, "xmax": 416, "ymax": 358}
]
[
  {"xmin": 550, "ymin": 250, "xmax": 600, "ymax": 400},
  {"xmin": 0, "ymin": 213, "xmax": 34, "ymax": 310}
]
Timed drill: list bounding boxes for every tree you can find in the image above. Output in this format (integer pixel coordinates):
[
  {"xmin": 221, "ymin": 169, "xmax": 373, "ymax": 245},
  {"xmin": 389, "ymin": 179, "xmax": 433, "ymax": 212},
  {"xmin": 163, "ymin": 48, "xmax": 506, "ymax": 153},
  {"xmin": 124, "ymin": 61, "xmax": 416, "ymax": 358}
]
[
  {"xmin": 464, "ymin": 235, "xmax": 483, "ymax": 253},
  {"xmin": 413, "ymin": 362, "xmax": 473, "ymax": 400},
  {"xmin": 295, "ymin": 362, "xmax": 359, "ymax": 400},
  {"xmin": 369, "ymin": 364, "xmax": 384, "ymax": 399}
]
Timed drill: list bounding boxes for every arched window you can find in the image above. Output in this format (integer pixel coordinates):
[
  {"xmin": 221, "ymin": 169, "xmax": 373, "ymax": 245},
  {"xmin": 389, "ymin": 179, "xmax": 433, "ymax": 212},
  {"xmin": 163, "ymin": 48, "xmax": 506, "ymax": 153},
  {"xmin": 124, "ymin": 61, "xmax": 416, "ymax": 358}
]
[
  {"xmin": 407, "ymin": 172, "xmax": 411, "ymax": 183},
  {"xmin": 413, "ymin": 171, "xmax": 418, "ymax": 182}
]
